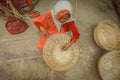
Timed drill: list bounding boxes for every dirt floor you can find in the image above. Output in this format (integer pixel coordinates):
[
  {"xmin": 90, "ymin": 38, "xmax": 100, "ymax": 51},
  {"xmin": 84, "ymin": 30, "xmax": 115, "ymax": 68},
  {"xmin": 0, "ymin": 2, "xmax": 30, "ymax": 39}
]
[{"xmin": 0, "ymin": 0, "xmax": 120, "ymax": 80}]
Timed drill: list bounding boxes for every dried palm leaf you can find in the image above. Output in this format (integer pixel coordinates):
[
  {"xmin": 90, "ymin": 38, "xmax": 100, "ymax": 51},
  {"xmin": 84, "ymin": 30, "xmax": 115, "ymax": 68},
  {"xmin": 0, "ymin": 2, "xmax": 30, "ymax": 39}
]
[
  {"xmin": 8, "ymin": 0, "xmax": 24, "ymax": 19},
  {"xmin": 0, "ymin": 2, "xmax": 12, "ymax": 16}
]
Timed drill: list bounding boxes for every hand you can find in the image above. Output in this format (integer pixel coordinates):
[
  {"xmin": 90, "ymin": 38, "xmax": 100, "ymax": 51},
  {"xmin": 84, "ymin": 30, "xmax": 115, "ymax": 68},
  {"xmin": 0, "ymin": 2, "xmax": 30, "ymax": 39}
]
[
  {"xmin": 41, "ymin": 30, "xmax": 49, "ymax": 37},
  {"xmin": 40, "ymin": 27, "xmax": 49, "ymax": 37},
  {"xmin": 62, "ymin": 40, "xmax": 75, "ymax": 51},
  {"xmin": 62, "ymin": 42, "xmax": 72, "ymax": 51}
]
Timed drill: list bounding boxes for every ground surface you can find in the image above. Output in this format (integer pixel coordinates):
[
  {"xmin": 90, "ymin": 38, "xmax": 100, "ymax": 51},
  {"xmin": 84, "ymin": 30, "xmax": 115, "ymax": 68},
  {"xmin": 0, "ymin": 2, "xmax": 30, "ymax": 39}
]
[{"xmin": 0, "ymin": 0, "xmax": 119, "ymax": 80}]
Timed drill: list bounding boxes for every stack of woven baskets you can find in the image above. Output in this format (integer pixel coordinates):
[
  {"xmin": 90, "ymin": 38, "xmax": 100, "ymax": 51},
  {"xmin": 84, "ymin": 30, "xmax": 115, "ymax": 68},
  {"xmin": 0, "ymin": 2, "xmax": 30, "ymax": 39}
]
[{"xmin": 94, "ymin": 20, "xmax": 120, "ymax": 80}]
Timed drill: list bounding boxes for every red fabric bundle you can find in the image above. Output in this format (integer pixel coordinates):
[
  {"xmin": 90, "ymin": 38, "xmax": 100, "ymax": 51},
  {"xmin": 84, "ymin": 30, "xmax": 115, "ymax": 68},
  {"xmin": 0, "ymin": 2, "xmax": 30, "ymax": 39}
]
[
  {"xmin": 0, "ymin": 0, "xmax": 32, "ymax": 9},
  {"xmin": 6, "ymin": 16, "xmax": 29, "ymax": 34},
  {"xmin": 0, "ymin": 0, "xmax": 24, "ymax": 9}
]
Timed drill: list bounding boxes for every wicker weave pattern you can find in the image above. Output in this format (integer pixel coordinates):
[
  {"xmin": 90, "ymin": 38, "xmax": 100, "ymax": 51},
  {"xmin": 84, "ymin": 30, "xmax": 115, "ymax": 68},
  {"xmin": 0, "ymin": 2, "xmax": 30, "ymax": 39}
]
[
  {"xmin": 98, "ymin": 50, "xmax": 120, "ymax": 80},
  {"xmin": 94, "ymin": 20, "xmax": 120, "ymax": 50},
  {"xmin": 43, "ymin": 34, "xmax": 80, "ymax": 71}
]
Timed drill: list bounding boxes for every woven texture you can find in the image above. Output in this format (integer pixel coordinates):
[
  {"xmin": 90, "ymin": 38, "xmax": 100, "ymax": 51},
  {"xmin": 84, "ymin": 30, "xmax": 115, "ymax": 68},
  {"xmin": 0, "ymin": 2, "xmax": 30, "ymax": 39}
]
[
  {"xmin": 98, "ymin": 50, "xmax": 120, "ymax": 80},
  {"xmin": 94, "ymin": 20, "xmax": 120, "ymax": 50},
  {"xmin": 43, "ymin": 34, "xmax": 80, "ymax": 71}
]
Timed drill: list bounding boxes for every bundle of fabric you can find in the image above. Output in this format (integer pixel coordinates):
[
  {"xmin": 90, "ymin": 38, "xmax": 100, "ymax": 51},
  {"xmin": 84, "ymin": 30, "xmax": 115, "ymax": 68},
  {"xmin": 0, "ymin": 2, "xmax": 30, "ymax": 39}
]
[
  {"xmin": 0, "ymin": 0, "xmax": 30, "ymax": 34},
  {"xmin": 0, "ymin": 0, "xmax": 25, "ymax": 9},
  {"xmin": 6, "ymin": 16, "xmax": 29, "ymax": 34},
  {"xmin": 0, "ymin": 0, "xmax": 40, "ymax": 14},
  {"xmin": 43, "ymin": 34, "xmax": 80, "ymax": 71}
]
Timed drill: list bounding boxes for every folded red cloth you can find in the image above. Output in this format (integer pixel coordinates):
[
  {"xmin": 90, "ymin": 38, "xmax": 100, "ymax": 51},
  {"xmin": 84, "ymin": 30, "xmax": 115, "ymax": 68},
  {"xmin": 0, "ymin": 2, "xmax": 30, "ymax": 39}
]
[{"xmin": 6, "ymin": 16, "xmax": 29, "ymax": 34}]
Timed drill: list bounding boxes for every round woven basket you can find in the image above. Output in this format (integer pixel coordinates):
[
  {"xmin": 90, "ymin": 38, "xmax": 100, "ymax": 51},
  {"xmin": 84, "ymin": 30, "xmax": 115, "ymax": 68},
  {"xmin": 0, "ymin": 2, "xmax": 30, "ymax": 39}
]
[
  {"xmin": 43, "ymin": 34, "xmax": 80, "ymax": 71},
  {"xmin": 98, "ymin": 50, "xmax": 120, "ymax": 80},
  {"xmin": 94, "ymin": 20, "xmax": 120, "ymax": 50}
]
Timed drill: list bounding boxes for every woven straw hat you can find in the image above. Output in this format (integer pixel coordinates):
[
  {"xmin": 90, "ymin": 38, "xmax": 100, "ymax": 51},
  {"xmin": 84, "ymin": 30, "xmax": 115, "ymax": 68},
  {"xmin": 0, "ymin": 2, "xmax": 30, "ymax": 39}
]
[
  {"xmin": 43, "ymin": 34, "xmax": 80, "ymax": 71},
  {"xmin": 94, "ymin": 20, "xmax": 120, "ymax": 50}
]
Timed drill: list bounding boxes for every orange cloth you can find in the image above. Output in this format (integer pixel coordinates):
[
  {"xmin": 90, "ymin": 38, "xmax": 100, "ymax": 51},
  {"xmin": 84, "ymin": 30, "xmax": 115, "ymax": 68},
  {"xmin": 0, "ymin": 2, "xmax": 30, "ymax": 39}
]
[
  {"xmin": 33, "ymin": 12, "xmax": 80, "ymax": 50},
  {"xmin": 26, "ymin": 0, "xmax": 32, "ymax": 6},
  {"xmin": 37, "ymin": 36, "xmax": 48, "ymax": 50},
  {"xmin": 34, "ymin": 12, "xmax": 58, "ymax": 34}
]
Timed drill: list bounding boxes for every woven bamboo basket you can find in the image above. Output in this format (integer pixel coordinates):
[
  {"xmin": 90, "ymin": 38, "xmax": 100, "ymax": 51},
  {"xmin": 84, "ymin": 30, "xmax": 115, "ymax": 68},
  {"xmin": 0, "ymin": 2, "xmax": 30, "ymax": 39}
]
[
  {"xmin": 94, "ymin": 20, "xmax": 120, "ymax": 50},
  {"xmin": 98, "ymin": 50, "xmax": 120, "ymax": 80},
  {"xmin": 43, "ymin": 34, "xmax": 80, "ymax": 71}
]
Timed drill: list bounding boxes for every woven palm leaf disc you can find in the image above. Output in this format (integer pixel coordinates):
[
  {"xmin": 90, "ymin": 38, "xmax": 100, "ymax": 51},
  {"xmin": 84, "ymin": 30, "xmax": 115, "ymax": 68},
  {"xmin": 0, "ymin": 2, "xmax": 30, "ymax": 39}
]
[
  {"xmin": 94, "ymin": 20, "xmax": 120, "ymax": 50},
  {"xmin": 98, "ymin": 50, "xmax": 120, "ymax": 80},
  {"xmin": 43, "ymin": 34, "xmax": 80, "ymax": 71}
]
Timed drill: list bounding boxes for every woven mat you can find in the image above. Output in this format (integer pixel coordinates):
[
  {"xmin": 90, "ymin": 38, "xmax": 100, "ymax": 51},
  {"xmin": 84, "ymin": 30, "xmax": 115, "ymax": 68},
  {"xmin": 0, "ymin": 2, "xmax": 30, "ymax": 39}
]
[{"xmin": 43, "ymin": 34, "xmax": 80, "ymax": 71}]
